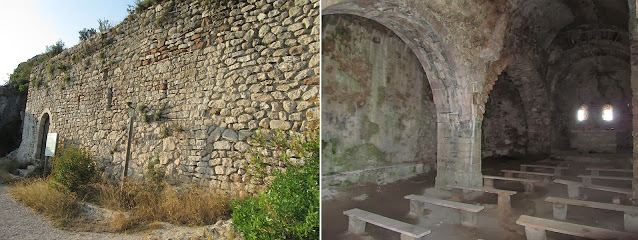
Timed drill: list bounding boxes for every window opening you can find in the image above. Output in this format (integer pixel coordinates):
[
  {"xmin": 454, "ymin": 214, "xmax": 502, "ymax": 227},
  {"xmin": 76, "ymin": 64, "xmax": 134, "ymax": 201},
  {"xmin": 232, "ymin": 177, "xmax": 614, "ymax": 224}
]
[
  {"xmin": 602, "ymin": 104, "xmax": 613, "ymax": 121},
  {"xmin": 577, "ymin": 105, "xmax": 588, "ymax": 121}
]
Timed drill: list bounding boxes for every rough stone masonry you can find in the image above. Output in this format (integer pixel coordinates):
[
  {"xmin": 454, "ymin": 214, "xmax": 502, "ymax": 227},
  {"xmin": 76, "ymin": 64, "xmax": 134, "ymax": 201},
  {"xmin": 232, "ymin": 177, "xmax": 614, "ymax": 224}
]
[{"xmin": 15, "ymin": 0, "xmax": 319, "ymax": 195}]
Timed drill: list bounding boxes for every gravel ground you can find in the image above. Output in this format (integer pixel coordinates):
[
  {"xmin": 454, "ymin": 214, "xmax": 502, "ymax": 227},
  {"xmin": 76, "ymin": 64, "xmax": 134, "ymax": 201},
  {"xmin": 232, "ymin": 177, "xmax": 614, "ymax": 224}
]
[{"xmin": 0, "ymin": 181, "xmax": 142, "ymax": 240}]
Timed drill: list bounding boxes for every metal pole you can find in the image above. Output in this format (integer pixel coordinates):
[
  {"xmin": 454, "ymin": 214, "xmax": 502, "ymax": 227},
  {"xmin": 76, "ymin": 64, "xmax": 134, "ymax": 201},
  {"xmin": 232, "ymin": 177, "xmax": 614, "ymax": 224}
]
[{"xmin": 121, "ymin": 102, "xmax": 135, "ymax": 191}]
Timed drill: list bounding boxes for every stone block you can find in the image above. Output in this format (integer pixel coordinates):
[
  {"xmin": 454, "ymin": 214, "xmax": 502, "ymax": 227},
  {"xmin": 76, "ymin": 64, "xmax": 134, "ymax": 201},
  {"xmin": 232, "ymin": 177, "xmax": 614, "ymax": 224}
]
[{"xmin": 214, "ymin": 141, "xmax": 232, "ymax": 150}]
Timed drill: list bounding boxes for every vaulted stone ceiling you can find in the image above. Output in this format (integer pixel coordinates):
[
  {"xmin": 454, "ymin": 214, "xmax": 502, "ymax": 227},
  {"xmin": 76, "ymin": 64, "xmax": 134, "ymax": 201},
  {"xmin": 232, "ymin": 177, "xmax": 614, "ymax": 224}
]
[{"xmin": 507, "ymin": 0, "xmax": 629, "ymax": 58}]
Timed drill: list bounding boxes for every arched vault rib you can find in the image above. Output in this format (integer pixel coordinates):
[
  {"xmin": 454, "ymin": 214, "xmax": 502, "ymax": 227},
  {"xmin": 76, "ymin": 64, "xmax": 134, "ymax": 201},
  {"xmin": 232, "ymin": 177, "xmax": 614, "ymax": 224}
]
[
  {"xmin": 547, "ymin": 41, "xmax": 630, "ymax": 95},
  {"xmin": 323, "ymin": 0, "xmax": 482, "ymax": 188}
]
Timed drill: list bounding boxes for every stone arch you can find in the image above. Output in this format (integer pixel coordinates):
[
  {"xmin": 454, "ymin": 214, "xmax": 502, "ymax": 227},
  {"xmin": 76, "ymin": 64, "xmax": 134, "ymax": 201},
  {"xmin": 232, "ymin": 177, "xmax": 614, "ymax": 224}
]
[
  {"xmin": 34, "ymin": 109, "xmax": 52, "ymax": 162},
  {"xmin": 547, "ymin": 41, "xmax": 629, "ymax": 95},
  {"xmin": 323, "ymin": 1, "xmax": 479, "ymax": 188},
  {"xmin": 501, "ymin": 56, "xmax": 552, "ymax": 155},
  {"xmin": 323, "ymin": 2, "xmax": 463, "ymax": 116},
  {"xmin": 480, "ymin": 53, "xmax": 552, "ymax": 161}
]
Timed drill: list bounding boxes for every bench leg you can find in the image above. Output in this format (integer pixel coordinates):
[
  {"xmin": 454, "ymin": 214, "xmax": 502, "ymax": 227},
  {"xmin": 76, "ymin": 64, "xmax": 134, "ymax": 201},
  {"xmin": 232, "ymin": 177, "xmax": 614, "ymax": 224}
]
[
  {"xmin": 524, "ymin": 226, "xmax": 548, "ymax": 240},
  {"xmin": 497, "ymin": 194, "xmax": 511, "ymax": 217},
  {"xmin": 552, "ymin": 203, "xmax": 567, "ymax": 220},
  {"xmin": 400, "ymin": 234, "xmax": 424, "ymax": 240},
  {"xmin": 409, "ymin": 200, "xmax": 424, "ymax": 216},
  {"xmin": 459, "ymin": 210, "xmax": 478, "ymax": 227},
  {"xmin": 348, "ymin": 217, "xmax": 366, "ymax": 234},
  {"xmin": 591, "ymin": 170, "xmax": 599, "ymax": 176},
  {"xmin": 583, "ymin": 177, "xmax": 592, "ymax": 185},
  {"xmin": 523, "ymin": 183, "xmax": 535, "ymax": 193},
  {"xmin": 624, "ymin": 212, "xmax": 638, "ymax": 233},
  {"xmin": 554, "ymin": 168, "xmax": 561, "ymax": 176},
  {"xmin": 566, "ymin": 184, "xmax": 580, "ymax": 199},
  {"xmin": 541, "ymin": 177, "xmax": 551, "ymax": 185},
  {"xmin": 484, "ymin": 179, "xmax": 494, "ymax": 188},
  {"xmin": 451, "ymin": 188, "xmax": 464, "ymax": 201}
]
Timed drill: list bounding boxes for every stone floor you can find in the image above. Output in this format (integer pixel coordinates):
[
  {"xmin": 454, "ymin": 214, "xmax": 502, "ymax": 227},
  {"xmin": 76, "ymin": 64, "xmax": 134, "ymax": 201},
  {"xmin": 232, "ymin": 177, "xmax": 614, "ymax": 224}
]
[{"xmin": 321, "ymin": 152, "xmax": 634, "ymax": 240}]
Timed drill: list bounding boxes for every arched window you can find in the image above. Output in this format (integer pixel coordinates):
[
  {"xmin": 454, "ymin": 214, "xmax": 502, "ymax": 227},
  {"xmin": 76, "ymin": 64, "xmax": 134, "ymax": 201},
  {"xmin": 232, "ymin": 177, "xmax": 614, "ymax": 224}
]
[
  {"xmin": 577, "ymin": 105, "xmax": 588, "ymax": 121},
  {"xmin": 602, "ymin": 104, "xmax": 613, "ymax": 121}
]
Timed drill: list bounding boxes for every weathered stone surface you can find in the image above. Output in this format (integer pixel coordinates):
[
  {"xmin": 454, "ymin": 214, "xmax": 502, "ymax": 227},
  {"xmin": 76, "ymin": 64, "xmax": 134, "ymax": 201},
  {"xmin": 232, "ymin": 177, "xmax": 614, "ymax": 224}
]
[
  {"xmin": 322, "ymin": 15, "xmax": 436, "ymax": 182},
  {"xmin": 16, "ymin": 0, "xmax": 319, "ymax": 195},
  {"xmin": 270, "ymin": 120, "xmax": 291, "ymax": 130}
]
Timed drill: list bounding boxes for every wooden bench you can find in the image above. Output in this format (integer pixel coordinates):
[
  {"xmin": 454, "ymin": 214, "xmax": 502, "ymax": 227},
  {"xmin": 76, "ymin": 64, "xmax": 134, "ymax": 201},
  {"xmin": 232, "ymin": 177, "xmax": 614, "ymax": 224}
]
[
  {"xmin": 587, "ymin": 168, "xmax": 632, "ymax": 176},
  {"xmin": 521, "ymin": 164, "xmax": 568, "ymax": 175},
  {"xmin": 554, "ymin": 179, "xmax": 632, "ymax": 200},
  {"xmin": 545, "ymin": 196, "xmax": 638, "ymax": 233},
  {"xmin": 448, "ymin": 185, "xmax": 516, "ymax": 216},
  {"xmin": 404, "ymin": 195, "xmax": 484, "ymax": 227},
  {"xmin": 516, "ymin": 215, "xmax": 634, "ymax": 240},
  {"xmin": 578, "ymin": 175, "xmax": 632, "ymax": 185},
  {"xmin": 483, "ymin": 175, "xmax": 540, "ymax": 192},
  {"xmin": 343, "ymin": 208, "xmax": 431, "ymax": 240}
]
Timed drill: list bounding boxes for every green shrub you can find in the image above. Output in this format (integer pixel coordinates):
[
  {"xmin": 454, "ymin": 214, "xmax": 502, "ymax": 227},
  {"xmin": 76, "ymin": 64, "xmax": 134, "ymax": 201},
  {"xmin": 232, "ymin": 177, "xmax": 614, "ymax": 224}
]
[
  {"xmin": 98, "ymin": 18, "xmax": 112, "ymax": 33},
  {"xmin": 79, "ymin": 28, "xmax": 97, "ymax": 41},
  {"xmin": 46, "ymin": 40, "xmax": 65, "ymax": 57},
  {"xmin": 50, "ymin": 144, "xmax": 96, "ymax": 193},
  {"xmin": 231, "ymin": 123, "xmax": 319, "ymax": 240}
]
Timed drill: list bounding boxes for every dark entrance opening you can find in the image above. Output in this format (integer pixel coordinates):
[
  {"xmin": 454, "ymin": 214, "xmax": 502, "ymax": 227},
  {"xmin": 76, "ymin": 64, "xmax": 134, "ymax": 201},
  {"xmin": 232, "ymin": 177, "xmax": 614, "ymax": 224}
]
[{"xmin": 38, "ymin": 113, "xmax": 50, "ymax": 162}]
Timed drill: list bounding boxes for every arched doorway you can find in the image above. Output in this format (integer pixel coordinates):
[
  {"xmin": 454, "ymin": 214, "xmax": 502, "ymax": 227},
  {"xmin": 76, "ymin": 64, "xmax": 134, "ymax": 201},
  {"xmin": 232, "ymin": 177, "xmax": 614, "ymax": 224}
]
[{"xmin": 34, "ymin": 112, "xmax": 50, "ymax": 163}]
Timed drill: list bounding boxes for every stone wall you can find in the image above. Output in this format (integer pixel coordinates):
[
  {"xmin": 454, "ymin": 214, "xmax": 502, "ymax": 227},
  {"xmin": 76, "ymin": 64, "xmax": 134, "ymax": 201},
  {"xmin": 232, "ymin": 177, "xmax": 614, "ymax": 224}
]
[
  {"xmin": 322, "ymin": 14, "xmax": 437, "ymax": 187},
  {"xmin": 553, "ymin": 56, "xmax": 631, "ymax": 151},
  {"xmin": 16, "ymin": 0, "xmax": 319, "ymax": 194}
]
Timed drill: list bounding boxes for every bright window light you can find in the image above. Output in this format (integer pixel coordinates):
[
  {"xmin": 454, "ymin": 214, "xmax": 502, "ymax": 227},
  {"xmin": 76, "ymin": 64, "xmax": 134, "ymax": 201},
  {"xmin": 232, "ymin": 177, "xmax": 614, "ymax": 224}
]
[
  {"xmin": 577, "ymin": 109, "xmax": 586, "ymax": 121},
  {"xmin": 602, "ymin": 104, "xmax": 613, "ymax": 121},
  {"xmin": 577, "ymin": 105, "xmax": 588, "ymax": 121}
]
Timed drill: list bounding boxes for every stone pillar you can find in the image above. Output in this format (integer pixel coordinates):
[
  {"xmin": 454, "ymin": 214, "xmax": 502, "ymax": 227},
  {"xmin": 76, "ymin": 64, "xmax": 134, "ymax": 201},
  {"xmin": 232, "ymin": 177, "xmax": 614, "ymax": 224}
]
[
  {"xmin": 435, "ymin": 112, "xmax": 483, "ymax": 189},
  {"xmin": 630, "ymin": 0, "xmax": 638, "ymax": 201}
]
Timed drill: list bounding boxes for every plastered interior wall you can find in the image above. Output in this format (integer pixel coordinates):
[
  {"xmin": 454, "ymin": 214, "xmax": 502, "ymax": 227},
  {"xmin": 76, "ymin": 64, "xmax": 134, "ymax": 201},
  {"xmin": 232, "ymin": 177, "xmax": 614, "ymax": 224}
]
[
  {"xmin": 16, "ymin": 0, "xmax": 319, "ymax": 195},
  {"xmin": 482, "ymin": 73, "xmax": 527, "ymax": 159},
  {"xmin": 321, "ymin": 14, "xmax": 437, "ymax": 186}
]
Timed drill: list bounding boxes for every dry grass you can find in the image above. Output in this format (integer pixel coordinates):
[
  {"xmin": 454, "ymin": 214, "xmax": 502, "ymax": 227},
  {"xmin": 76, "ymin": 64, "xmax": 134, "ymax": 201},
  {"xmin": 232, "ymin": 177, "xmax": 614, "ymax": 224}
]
[
  {"xmin": 10, "ymin": 179, "xmax": 80, "ymax": 225},
  {"xmin": 107, "ymin": 213, "xmax": 133, "ymax": 232},
  {"xmin": 0, "ymin": 170, "xmax": 17, "ymax": 184},
  {"xmin": 95, "ymin": 180, "xmax": 230, "ymax": 228},
  {"xmin": 9, "ymin": 177, "xmax": 230, "ymax": 233}
]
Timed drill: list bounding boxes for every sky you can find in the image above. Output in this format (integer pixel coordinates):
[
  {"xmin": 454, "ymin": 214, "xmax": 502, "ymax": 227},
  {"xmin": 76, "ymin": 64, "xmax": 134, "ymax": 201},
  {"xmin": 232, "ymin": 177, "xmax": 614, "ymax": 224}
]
[{"xmin": 0, "ymin": 0, "xmax": 136, "ymax": 85}]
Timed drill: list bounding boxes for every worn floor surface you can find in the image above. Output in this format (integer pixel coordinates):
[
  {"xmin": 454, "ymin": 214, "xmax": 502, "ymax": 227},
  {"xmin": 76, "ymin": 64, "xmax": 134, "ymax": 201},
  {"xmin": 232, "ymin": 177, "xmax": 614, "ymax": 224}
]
[{"xmin": 322, "ymin": 152, "xmax": 636, "ymax": 240}]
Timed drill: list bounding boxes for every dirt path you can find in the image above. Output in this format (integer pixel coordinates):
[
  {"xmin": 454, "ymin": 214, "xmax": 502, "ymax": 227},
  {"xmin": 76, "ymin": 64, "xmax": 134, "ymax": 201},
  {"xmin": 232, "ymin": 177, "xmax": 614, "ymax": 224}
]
[{"xmin": 0, "ymin": 182, "xmax": 141, "ymax": 240}]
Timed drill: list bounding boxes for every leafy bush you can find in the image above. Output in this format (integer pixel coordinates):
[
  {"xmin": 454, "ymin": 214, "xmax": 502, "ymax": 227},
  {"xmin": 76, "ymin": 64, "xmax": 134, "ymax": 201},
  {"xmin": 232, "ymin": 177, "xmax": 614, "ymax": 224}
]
[
  {"xmin": 7, "ymin": 54, "xmax": 48, "ymax": 92},
  {"xmin": 98, "ymin": 18, "xmax": 112, "ymax": 33},
  {"xmin": 50, "ymin": 144, "xmax": 96, "ymax": 193},
  {"xmin": 231, "ymin": 124, "xmax": 319, "ymax": 240},
  {"xmin": 46, "ymin": 40, "xmax": 65, "ymax": 57},
  {"xmin": 79, "ymin": 28, "xmax": 97, "ymax": 41}
]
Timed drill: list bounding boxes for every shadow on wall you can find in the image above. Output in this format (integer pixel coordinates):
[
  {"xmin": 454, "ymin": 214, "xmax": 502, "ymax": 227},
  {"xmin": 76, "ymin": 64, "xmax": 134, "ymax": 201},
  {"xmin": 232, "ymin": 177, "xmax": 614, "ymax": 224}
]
[{"xmin": 0, "ymin": 85, "xmax": 27, "ymax": 157}]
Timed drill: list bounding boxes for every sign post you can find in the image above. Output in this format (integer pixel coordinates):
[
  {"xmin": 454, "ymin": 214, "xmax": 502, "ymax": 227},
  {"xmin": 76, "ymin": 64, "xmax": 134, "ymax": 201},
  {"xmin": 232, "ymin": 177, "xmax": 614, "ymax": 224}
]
[
  {"xmin": 44, "ymin": 133, "xmax": 58, "ymax": 174},
  {"xmin": 121, "ymin": 102, "xmax": 135, "ymax": 191}
]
